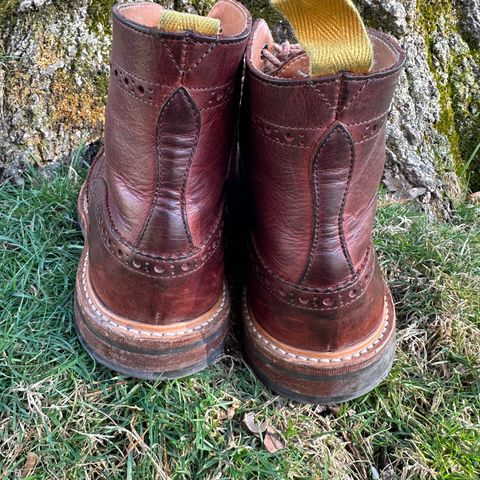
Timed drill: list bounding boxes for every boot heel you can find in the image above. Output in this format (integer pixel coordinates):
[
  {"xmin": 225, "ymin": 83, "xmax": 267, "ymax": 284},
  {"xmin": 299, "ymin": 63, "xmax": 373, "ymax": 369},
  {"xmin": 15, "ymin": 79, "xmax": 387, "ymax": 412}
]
[
  {"xmin": 243, "ymin": 291, "xmax": 396, "ymax": 404},
  {"xmin": 74, "ymin": 251, "xmax": 230, "ymax": 380}
]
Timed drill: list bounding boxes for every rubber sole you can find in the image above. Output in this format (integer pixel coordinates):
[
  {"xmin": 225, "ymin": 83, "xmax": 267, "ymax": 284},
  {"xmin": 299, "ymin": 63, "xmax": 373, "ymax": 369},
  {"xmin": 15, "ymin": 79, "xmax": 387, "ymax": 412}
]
[
  {"xmin": 74, "ymin": 310, "xmax": 225, "ymax": 380},
  {"xmin": 243, "ymin": 290, "xmax": 396, "ymax": 404}
]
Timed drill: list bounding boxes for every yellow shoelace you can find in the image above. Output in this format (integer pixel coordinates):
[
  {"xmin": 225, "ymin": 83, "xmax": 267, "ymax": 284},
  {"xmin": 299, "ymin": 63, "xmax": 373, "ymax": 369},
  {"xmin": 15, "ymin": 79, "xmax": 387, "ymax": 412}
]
[
  {"xmin": 159, "ymin": 10, "xmax": 221, "ymax": 36},
  {"xmin": 271, "ymin": 0, "xmax": 373, "ymax": 76}
]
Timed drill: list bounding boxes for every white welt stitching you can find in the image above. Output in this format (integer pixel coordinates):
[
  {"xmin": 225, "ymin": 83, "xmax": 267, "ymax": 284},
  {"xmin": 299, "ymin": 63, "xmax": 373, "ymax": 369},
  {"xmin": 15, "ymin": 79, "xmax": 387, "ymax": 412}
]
[
  {"xmin": 81, "ymin": 253, "xmax": 226, "ymax": 337},
  {"xmin": 243, "ymin": 292, "xmax": 390, "ymax": 364}
]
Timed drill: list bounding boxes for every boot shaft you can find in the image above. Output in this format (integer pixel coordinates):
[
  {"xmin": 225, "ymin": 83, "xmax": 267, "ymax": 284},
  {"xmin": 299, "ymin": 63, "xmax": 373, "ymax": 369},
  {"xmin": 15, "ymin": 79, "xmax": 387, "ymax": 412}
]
[
  {"xmin": 242, "ymin": 20, "xmax": 405, "ymax": 289},
  {"xmin": 241, "ymin": 15, "xmax": 405, "ymax": 403},
  {"xmin": 104, "ymin": 1, "xmax": 251, "ymax": 256},
  {"xmin": 84, "ymin": 1, "xmax": 251, "ymax": 325}
]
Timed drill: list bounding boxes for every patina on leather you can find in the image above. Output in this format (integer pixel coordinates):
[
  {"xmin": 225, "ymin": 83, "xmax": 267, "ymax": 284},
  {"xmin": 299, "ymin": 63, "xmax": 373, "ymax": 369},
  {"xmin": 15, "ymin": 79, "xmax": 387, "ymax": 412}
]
[
  {"xmin": 241, "ymin": 19, "xmax": 405, "ymax": 403},
  {"xmin": 74, "ymin": 0, "xmax": 251, "ymax": 379}
]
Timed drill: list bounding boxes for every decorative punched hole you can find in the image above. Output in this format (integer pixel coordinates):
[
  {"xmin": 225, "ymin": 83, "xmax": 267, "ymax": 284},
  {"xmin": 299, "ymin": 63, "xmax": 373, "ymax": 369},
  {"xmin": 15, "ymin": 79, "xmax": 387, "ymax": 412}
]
[
  {"xmin": 349, "ymin": 289, "xmax": 357, "ymax": 298},
  {"xmin": 299, "ymin": 296, "xmax": 309, "ymax": 305},
  {"xmin": 216, "ymin": 93, "xmax": 223, "ymax": 101},
  {"xmin": 181, "ymin": 263, "xmax": 190, "ymax": 272},
  {"xmin": 278, "ymin": 288, "xmax": 287, "ymax": 297},
  {"xmin": 154, "ymin": 265, "xmax": 165, "ymax": 274},
  {"xmin": 124, "ymin": 77, "xmax": 129, "ymax": 86},
  {"xmin": 323, "ymin": 297, "xmax": 334, "ymax": 307},
  {"xmin": 133, "ymin": 259, "xmax": 141, "ymax": 269},
  {"xmin": 264, "ymin": 126, "xmax": 272, "ymax": 135},
  {"xmin": 138, "ymin": 85, "xmax": 145, "ymax": 96},
  {"xmin": 371, "ymin": 124, "xmax": 378, "ymax": 133},
  {"xmin": 107, "ymin": 238, "xmax": 112, "ymax": 247},
  {"xmin": 114, "ymin": 69, "xmax": 118, "ymax": 77},
  {"xmin": 117, "ymin": 249, "xmax": 123, "ymax": 258},
  {"xmin": 285, "ymin": 132, "xmax": 294, "ymax": 142}
]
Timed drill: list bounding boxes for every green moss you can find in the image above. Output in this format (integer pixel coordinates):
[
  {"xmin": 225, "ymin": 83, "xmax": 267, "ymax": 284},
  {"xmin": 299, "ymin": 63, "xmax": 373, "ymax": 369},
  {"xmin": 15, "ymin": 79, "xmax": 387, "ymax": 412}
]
[
  {"xmin": 417, "ymin": 0, "xmax": 480, "ymax": 192},
  {"xmin": 188, "ymin": 0, "xmax": 217, "ymax": 15},
  {"xmin": 417, "ymin": 2, "xmax": 462, "ymax": 168},
  {"xmin": 0, "ymin": 0, "xmax": 19, "ymax": 25},
  {"xmin": 94, "ymin": 72, "xmax": 109, "ymax": 100},
  {"xmin": 450, "ymin": 51, "xmax": 480, "ymax": 190},
  {"xmin": 87, "ymin": 0, "xmax": 117, "ymax": 35},
  {"xmin": 0, "ymin": 0, "xmax": 20, "ymax": 56},
  {"xmin": 433, "ymin": 77, "xmax": 463, "ymax": 175}
]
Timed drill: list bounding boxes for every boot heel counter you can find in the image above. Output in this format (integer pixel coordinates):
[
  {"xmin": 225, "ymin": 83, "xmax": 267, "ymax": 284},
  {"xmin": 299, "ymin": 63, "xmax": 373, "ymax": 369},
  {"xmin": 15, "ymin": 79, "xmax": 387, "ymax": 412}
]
[
  {"xmin": 87, "ymin": 176, "xmax": 224, "ymax": 324},
  {"xmin": 249, "ymin": 247, "xmax": 385, "ymax": 352}
]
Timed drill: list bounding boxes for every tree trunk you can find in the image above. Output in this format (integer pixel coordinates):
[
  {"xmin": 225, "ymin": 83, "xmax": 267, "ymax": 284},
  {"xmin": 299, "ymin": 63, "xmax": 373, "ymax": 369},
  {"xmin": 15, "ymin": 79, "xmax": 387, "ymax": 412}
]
[{"xmin": 1, "ymin": 0, "xmax": 479, "ymax": 218}]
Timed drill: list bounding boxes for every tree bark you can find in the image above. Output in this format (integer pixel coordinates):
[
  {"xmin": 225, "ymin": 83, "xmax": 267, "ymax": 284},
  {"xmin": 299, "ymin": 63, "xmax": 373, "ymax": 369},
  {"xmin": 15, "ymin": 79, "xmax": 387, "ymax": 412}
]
[{"xmin": 1, "ymin": 0, "xmax": 479, "ymax": 218}]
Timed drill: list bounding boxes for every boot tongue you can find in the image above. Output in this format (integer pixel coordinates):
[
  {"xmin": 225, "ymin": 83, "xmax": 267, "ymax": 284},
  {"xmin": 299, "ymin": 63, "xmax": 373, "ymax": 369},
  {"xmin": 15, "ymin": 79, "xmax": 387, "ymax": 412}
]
[
  {"xmin": 159, "ymin": 11, "xmax": 221, "ymax": 36},
  {"xmin": 271, "ymin": 0, "xmax": 373, "ymax": 76}
]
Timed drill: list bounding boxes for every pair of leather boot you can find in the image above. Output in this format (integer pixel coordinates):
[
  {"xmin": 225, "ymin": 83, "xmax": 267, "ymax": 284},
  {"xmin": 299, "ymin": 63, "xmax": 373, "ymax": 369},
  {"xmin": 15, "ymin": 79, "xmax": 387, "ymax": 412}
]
[{"xmin": 74, "ymin": 0, "xmax": 405, "ymax": 404}]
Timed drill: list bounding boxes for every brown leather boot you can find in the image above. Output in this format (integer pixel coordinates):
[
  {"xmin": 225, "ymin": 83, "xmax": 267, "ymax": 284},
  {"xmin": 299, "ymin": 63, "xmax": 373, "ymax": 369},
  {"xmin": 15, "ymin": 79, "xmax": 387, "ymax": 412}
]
[
  {"xmin": 241, "ymin": 19, "xmax": 405, "ymax": 403},
  {"xmin": 74, "ymin": 1, "xmax": 251, "ymax": 379}
]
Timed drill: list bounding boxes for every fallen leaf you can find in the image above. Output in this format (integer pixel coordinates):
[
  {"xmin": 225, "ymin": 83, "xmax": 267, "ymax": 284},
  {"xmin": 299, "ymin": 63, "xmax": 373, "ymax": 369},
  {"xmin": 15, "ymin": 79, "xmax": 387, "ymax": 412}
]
[
  {"xmin": 21, "ymin": 452, "xmax": 38, "ymax": 478},
  {"xmin": 467, "ymin": 192, "xmax": 480, "ymax": 204},
  {"xmin": 227, "ymin": 407, "xmax": 236, "ymax": 420},
  {"xmin": 217, "ymin": 410, "xmax": 227, "ymax": 421},
  {"xmin": 263, "ymin": 426, "xmax": 285, "ymax": 453},
  {"xmin": 243, "ymin": 412, "xmax": 268, "ymax": 434}
]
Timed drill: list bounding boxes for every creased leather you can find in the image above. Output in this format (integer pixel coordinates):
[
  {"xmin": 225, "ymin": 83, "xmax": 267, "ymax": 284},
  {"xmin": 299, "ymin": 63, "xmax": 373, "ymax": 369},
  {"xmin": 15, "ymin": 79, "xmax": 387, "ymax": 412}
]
[
  {"xmin": 300, "ymin": 123, "xmax": 356, "ymax": 288},
  {"xmin": 136, "ymin": 87, "xmax": 199, "ymax": 256}
]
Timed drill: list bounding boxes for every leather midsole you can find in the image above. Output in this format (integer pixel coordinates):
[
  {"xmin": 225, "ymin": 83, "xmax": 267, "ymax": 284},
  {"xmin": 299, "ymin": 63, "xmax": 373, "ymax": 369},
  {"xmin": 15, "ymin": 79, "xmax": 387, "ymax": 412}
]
[{"xmin": 243, "ymin": 288, "xmax": 395, "ymax": 368}]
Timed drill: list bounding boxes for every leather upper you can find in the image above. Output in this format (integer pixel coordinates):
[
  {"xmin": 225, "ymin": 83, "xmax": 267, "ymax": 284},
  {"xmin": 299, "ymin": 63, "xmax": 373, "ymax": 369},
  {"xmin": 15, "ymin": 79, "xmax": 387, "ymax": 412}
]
[
  {"xmin": 86, "ymin": 1, "xmax": 251, "ymax": 324},
  {"xmin": 242, "ymin": 20, "xmax": 405, "ymax": 351}
]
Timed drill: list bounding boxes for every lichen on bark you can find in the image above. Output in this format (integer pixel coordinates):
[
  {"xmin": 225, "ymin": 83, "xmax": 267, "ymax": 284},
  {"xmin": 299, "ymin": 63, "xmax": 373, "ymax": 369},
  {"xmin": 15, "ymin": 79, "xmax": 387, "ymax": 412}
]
[
  {"xmin": 0, "ymin": 0, "xmax": 173, "ymax": 183},
  {"xmin": 351, "ymin": 0, "xmax": 480, "ymax": 217},
  {"xmin": 0, "ymin": 0, "xmax": 112, "ymax": 181}
]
